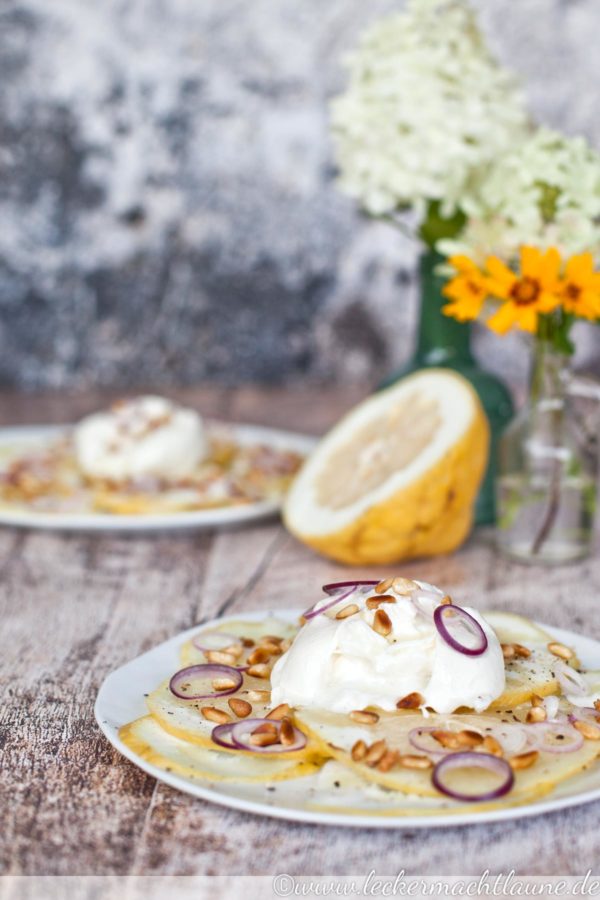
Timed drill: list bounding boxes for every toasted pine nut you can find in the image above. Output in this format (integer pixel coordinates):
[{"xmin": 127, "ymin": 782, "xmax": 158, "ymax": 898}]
[
  {"xmin": 432, "ymin": 729, "xmax": 462, "ymax": 750},
  {"xmin": 351, "ymin": 739, "xmax": 368, "ymax": 761},
  {"xmin": 228, "ymin": 698, "xmax": 252, "ymax": 718},
  {"xmin": 573, "ymin": 719, "xmax": 600, "ymax": 740},
  {"xmin": 375, "ymin": 578, "xmax": 394, "ymax": 594},
  {"xmin": 247, "ymin": 664, "xmax": 271, "ymax": 679},
  {"xmin": 501, "ymin": 644, "xmax": 516, "ymax": 660},
  {"xmin": 513, "ymin": 643, "xmax": 531, "ymax": 659},
  {"xmin": 531, "ymin": 694, "xmax": 544, "ymax": 707},
  {"xmin": 527, "ymin": 706, "xmax": 547, "ymax": 724},
  {"xmin": 396, "ymin": 692, "xmax": 423, "ymax": 710},
  {"xmin": 247, "ymin": 690, "xmax": 271, "ymax": 702},
  {"xmin": 252, "ymin": 722, "xmax": 278, "ymax": 736},
  {"xmin": 266, "ymin": 703, "xmax": 290, "ymax": 721},
  {"xmin": 247, "ymin": 646, "xmax": 271, "ymax": 666},
  {"xmin": 366, "ymin": 595, "xmax": 396, "ymax": 609},
  {"xmin": 349, "ymin": 709, "xmax": 379, "ymax": 725},
  {"xmin": 377, "ymin": 749, "xmax": 400, "ymax": 773},
  {"xmin": 249, "ymin": 731, "xmax": 280, "ymax": 747},
  {"xmin": 509, "ymin": 750, "xmax": 539, "ymax": 770},
  {"xmin": 365, "ymin": 740, "xmax": 387, "ymax": 767},
  {"xmin": 221, "ymin": 643, "xmax": 243, "ymax": 659},
  {"xmin": 260, "ymin": 641, "xmax": 283, "ymax": 655},
  {"xmin": 440, "ymin": 595, "xmax": 453, "ymax": 606},
  {"xmin": 201, "ymin": 706, "xmax": 231, "ymax": 724},
  {"xmin": 279, "ymin": 717, "xmax": 296, "ymax": 746},
  {"xmin": 457, "ymin": 729, "xmax": 484, "ymax": 748},
  {"xmin": 398, "ymin": 754, "xmax": 433, "ymax": 770},
  {"xmin": 548, "ymin": 642, "xmax": 574, "ymax": 660},
  {"xmin": 595, "ymin": 700, "xmax": 600, "ymax": 712},
  {"xmin": 392, "ymin": 577, "xmax": 417, "ymax": 595},
  {"xmin": 279, "ymin": 639, "xmax": 291, "ymax": 652},
  {"xmin": 261, "ymin": 634, "xmax": 284, "ymax": 644},
  {"xmin": 212, "ymin": 678, "xmax": 239, "ymax": 692},
  {"xmin": 373, "ymin": 609, "xmax": 392, "ymax": 636},
  {"xmin": 336, "ymin": 603, "xmax": 359, "ymax": 620},
  {"xmin": 241, "ymin": 637, "xmax": 255, "ymax": 648},
  {"xmin": 481, "ymin": 735, "xmax": 503, "ymax": 757},
  {"xmin": 205, "ymin": 650, "xmax": 238, "ymax": 665}
]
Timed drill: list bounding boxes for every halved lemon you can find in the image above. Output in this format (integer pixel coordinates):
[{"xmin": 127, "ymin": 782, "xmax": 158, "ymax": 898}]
[{"xmin": 284, "ymin": 369, "xmax": 488, "ymax": 565}]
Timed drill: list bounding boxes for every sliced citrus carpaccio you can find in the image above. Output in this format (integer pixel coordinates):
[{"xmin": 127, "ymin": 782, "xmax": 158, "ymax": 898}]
[
  {"xmin": 294, "ymin": 707, "xmax": 600, "ymax": 802},
  {"xmin": 120, "ymin": 716, "xmax": 321, "ymax": 782},
  {"xmin": 284, "ymin": 370, "xmax": 489, "ymax": 565}
]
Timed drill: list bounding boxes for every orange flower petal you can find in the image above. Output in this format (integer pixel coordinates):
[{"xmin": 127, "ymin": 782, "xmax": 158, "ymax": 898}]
[
  {"xmin": 520, "ymin": 246, "xmax": 544, "ymax": 279},
  {"xmin": 485, "ymin": 257, "xmax": 516, "ymax": 296},
  {"xmin": 539, "ymin": 247, "xmax": 561, "ymax": 289},
  {"xmin": 487, "ymin": 302, "xmax": 518, "ymax": 335},
  {"xmin": 449, "ymin": 255, "xmax": 483, "ymax": 276},
  {"xmin": 565, "ymin": 252, "xmax": 595, "ymax": 285}
]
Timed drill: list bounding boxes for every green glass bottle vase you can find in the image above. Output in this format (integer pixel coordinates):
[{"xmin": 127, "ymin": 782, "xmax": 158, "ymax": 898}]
[{"xmin": 381, "ymin": 249, "xmax": 514, "ymax": 525}]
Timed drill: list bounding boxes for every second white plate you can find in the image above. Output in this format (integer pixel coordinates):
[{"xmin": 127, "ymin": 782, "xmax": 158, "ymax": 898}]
[{"xmin": 0, "ymin": 423, "xmax": 315, "ymax": 532}]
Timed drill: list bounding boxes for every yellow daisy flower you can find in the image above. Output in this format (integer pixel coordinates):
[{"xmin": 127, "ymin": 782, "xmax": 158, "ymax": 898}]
[
  {"xmin": 442, "ymin": 255, "xmax": 490, "ymax": 322},
  {"xmin": 486, "ymin": 246, "xmax": 561, "ymax": 335},
  {"xmin": 557, "ymin": 252, "xmax": 600, "ymax": 321}
]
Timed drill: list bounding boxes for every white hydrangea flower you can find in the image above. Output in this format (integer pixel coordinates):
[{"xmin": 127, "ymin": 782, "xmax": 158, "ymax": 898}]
[
  {"xmin": 331, "ymin": 0, "xmax": 528, "ymax": 218},
  {"xmin": 440, "ymin": 128, "xmax": 600, "ymax": 264}
]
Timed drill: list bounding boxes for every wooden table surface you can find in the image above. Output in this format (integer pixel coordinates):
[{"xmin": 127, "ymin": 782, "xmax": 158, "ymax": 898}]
[{"xmin": 2, "ymin": 386, "xmax": 600, "ymax": 877}]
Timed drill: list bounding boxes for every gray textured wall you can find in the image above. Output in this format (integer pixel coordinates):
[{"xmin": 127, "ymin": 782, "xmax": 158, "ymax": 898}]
[{"xmin": 1, "ymin": 0, "xmax": 600, "ymax": 391}]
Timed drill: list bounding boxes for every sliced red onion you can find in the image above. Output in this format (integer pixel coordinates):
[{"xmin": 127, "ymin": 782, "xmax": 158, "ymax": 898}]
[
  {"xmin": 321, "ymin": 580, "xmax": 379, "ymax": 596},
  {"xmin": 556, "ymin": 661, "xmax": 589, "ymax": 697},
  {"xmin": 569, "ymin": 708, "xmax": 600, "ymax": 726},
  {"xmin": 433, "ymin": 604, "xmax": 488, "ymax": 657},
  {"xmin": 432, "ymin": 752, "xmax": 514, "ymax": 802},
  {"xmin": 192, "ymin": 630, "xmax": 239, "ymax": 652},
  {"xmin": 412, "ymin": 590, "xmax": 445, "ymax": 619},
  {"xmin": 543, "ymin": 695, "xmax": 561, "ymax": 722},
  {"xmin": 211, "ymin": 722, "xmax": 237, "ymax": 749},
  {"xmin": 528, "ymin": 720, "xmax": 584, "ymax": 753},
  {"xmin": 408, "ymin": 727, "xmax": 454, "ymax": 757},
  {"xmin": 169, "ymin": 663, "xmax": 243, "ymax": 700},
  {"xmin": 487, "ymin": 723, "xmax": 529, "ymax": 756},
  {"xmin": 410, "ymin": 723, "xmax": 528, "ymax": 757},
  {"xmin": 303, "ymin": 585, "xmax": 356, "ymax": 620},
  {"xmin": 230, "ymin": 717, "xmax": 307, "ymax": 753}
]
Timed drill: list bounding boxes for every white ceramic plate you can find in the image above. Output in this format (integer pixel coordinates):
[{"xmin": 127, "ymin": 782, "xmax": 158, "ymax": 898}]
[
  {"xmin": 0, "ymin": 424, "xmax": 315, "ymax": 532},
  {"xmin": 95, "ymin": 608, "xmax": 600, "ymax": 829}
]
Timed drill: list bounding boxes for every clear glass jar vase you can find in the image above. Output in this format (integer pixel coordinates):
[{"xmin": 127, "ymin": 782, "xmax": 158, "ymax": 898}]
[{"xmin": 496, "ymin": 337, "xmax": 598, "ymax": 564}]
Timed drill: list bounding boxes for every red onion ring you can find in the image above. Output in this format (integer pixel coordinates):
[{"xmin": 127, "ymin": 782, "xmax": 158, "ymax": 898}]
[
  {"xmin": 321, "ymin": 580, "xmax": 379, "ymax": 595},
  {"xmin": 230, "ymin": 717, "xmax": 307, "ymax": 753},
  {"xmin": 303, "ymin": 586, "xmax": 356, "ymax": 621},
  {"xmin": 486, "ymin": 723, "xmax": 529, "ymax": 756},
  {"xmin": 556, "ymin": 661, "xmax": 589, "ymax": 697},
  {"xmin": 211, "ymin": 723, "xmax": 238, "ymax": 749},
  {"xmin": 569, "ymin": 708, "xmax": 600, "ymax": 726},
  {"xmin": 408, "ymin": 727, "xmax": 453, "ymax": 757},
  {"xmin": 192, "ymin": 630, "xmax": 239, "ymax": 652},
  {"xmin": 528, "ymin": 720, "xmax": 584, "ymax": 753},
  {"xmin": 410, "ymin": 723, "xmax": 528, "ymax": 757},
  {"xmin": 432, "ymin": 752, "xmax": 514, "ymax": 802},
  {"xmin": 433, "ymin": 604, "xmax": 488, "ymax": 656},
  {"xmin": 169, "ymin": 664, "xmax": 243, "ymax": 700}
]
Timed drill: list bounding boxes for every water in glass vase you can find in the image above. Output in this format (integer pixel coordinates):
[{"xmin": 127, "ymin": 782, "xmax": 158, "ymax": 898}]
[
  {"xmin": 496, "ymin": 340, "xmax": 597, "ymax": 565},
  {"xmin": 497, "ymin": 472, "xmax": 596, "ymax": 564}
]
